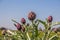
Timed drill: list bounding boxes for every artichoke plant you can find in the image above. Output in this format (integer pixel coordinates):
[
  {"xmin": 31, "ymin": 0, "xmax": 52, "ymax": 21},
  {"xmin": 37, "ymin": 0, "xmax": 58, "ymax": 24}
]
[{"xmin": 0, "ymin": 11, "xmax": 60, "ymax": 40}]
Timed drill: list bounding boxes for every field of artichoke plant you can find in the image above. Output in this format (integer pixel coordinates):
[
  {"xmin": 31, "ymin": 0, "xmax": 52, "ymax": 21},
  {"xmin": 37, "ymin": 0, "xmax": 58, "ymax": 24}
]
[{"xmin": 0, "ymin": 11, "xmax": 60, "ymax": 40}]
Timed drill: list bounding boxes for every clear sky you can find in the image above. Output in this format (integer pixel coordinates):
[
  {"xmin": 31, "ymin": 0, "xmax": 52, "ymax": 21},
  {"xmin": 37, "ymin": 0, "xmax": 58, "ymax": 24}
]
[{"xmin": 0, "ymin": 0, "xmax": 60, "ymax": 30}]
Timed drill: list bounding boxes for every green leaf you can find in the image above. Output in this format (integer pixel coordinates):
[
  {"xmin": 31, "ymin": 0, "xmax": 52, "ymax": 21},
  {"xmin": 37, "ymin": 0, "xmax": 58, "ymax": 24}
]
[
  {"xmin": 11, "ymin": 19, "xmax": 18, "ymax": 23},
  {"xmin": 51, "ymin": 36, "xmax": 59, "ymax": 40},
  {"xmin": 37, "ymin": 19, "xmax": 47, "ymax": 28},
  {"xmin": 48, "ymin": 31, "xmax": 57, "ymax": 38}
]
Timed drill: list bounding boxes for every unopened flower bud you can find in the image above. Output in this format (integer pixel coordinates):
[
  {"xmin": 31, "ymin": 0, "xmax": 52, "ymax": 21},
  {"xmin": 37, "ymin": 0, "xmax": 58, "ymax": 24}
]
[
  {"xmin": 27, "ymin": 23, "xmax": 29, "ymax": 26},
  {"xmin": 47, "ymin": 16, "xmax": 53, "ymax": 22},
  {"xmin": 14, "ymin": 23, "xmax": 22, "ymax": 30},
  {"xmin": 21, "ymin": 18, "xmax": 26, "ymax": 24},
  {"xmin": 28, "ymin": 11, "xmax": 36, "ymax": 21}
]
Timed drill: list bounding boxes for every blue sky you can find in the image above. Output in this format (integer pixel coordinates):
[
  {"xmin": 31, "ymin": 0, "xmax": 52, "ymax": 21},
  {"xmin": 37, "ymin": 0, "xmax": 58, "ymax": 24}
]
[{"xmin": 0, "ymin": 0, "xmax": 60, "ymax": 30}]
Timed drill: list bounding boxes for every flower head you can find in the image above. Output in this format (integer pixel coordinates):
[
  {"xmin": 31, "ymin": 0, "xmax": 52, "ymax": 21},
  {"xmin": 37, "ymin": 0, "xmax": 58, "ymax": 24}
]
[
  {"xmin": 47, "ymin": 16, "xmax": 53, "ymax": 22},
  {"xmin": 28, "ymin": 11, "xmax": 36, "ymax": 21},
  {"xmin": 21, "ymin": 18, "xmax": 26, "ymax": 24},
  {"xmin": 14, "ymin": 23, "xmax": 22, "ymax": 30}
]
